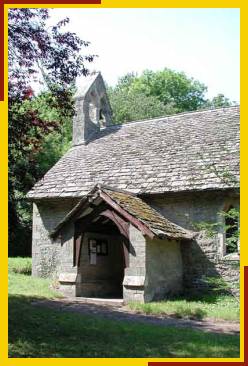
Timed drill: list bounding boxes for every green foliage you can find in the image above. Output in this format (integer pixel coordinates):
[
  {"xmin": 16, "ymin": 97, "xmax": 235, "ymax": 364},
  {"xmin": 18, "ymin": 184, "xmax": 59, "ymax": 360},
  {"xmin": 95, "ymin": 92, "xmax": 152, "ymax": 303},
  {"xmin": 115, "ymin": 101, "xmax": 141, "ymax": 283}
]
[
  {"xmin": 108, "ymin": 87, "xmax": 174, "ymax": 124},
  {"xmin": 203, "ymin": 93, "xmax": 234, "ymax": 109},
  {"xmin": 131, "ymin": 69, "xmax": 207, "ymax": 111},
  {"xmin": 219, "ymin": 208, "xmax": 240, "ymax": 254},
  {"xmin": 8, "ymin": 8, "xmax": 93, "ymax": 257},
  {"xmin": 108, "ymin": 69, "xmax": 234, "ymax": 124},
  {"xmin": 8, "ymin": 257, "xmax": 32, "ymax": 275},
  {"xmin": 202, "ymin": 276, "xmax": 233, "ymax": 294},
  {"xmin": 194, "ymin": 207, "xmax": 239, "ymax": 255},
  {"xmin": 9, "ymin": 91, "xmax": 73, "ymax": 256},
  {"xmin": 108, "ymin": 69, "xmax": 208, "ymax": 123},
  {"xmin": 32, "ymin": 92, "xmax": 73, "ymax": 173},
  {"xmin": 194, "ymin": 221, "xmax": 220, "ymax": 238}
]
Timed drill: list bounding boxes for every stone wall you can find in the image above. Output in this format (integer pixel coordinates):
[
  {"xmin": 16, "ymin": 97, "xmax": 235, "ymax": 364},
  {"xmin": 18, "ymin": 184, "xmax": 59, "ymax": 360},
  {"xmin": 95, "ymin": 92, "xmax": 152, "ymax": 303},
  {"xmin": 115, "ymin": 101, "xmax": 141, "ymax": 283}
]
[
  {"xmin": 145, "ymin": 238, "xmax": 183, "ymax": 302},
  {"xmin": 144, "ymin": 190, "xmax": 240, "ymax": 296},
  {"xmin": 32, "ymin": 199, "xmax": 79, "ymax": 279},
  {"xmin": 123, "ymin": 225, "xmax": 146, "ymax": 303}
]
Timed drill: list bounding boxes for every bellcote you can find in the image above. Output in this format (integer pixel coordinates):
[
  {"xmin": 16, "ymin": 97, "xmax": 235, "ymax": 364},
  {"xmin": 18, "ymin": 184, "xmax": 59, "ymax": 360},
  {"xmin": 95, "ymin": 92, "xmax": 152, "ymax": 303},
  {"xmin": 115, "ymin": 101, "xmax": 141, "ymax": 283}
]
[{"xmin": 73, "ymin": 72, "xmax": 112, "ymax": 145}]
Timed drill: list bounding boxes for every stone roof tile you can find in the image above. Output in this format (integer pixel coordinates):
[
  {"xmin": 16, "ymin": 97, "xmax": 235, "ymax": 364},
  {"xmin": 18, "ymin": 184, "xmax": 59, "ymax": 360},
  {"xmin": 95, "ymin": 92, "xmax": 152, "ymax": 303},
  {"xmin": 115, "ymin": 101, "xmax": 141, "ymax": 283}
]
[{"xmin": 27, "ymin": 106, "xmax": 240, "ymax": 199}]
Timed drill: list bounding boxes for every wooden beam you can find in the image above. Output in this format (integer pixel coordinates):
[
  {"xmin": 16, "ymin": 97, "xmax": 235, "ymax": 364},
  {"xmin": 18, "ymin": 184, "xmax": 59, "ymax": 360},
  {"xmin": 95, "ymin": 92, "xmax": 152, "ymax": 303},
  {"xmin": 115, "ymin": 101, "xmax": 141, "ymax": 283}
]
[
  {"xmin": 73, "ymin": 203, "xmax": 108, "ymax": 266},
  {"xmin": 100, "ymin": 209, "xmax": 130, "ymax": 239},
  {"xmin": 100, "ymin": 209, "xmax": 130, "ymax": 267},
  {"xmin": 74, "ymin": 223, "xmax": 83, "ymax": 267},
  {"xmin": 75, "ymin": 203, "xmax": 108, "ymax": 230}
]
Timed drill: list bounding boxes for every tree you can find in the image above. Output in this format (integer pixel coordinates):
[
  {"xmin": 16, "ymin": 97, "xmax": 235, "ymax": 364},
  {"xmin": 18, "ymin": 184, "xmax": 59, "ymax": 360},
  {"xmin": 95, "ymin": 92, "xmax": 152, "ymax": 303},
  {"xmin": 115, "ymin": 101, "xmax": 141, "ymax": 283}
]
[
  {"xmin": 107, "ymin": 69, "xmax": 234, "ymax": 124},
  {"xmin": 108, "ymin": 87, "xmax": 175, "ymax": 123},
  {"xmin": 203, "ymin": 93, "xmax": 233, "ymax": 109},
  {"xmin": 107, "ymin": 69, "xmax": 208, "ymax": 123},
  {"xmin": 131, "ymin": 69, "xmax": 208, "ymax": 112},
  {"xmin": 8, "ymin": 8, "xmax": 94, "ymax": 256}
]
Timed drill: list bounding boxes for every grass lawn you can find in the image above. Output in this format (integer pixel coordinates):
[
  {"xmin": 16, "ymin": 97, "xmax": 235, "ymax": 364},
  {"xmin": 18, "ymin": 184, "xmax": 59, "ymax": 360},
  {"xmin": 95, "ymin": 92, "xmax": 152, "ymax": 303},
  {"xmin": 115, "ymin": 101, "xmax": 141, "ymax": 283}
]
[
  {"xmin": 128, "ymin": 294, "xmax": 240, "ymax": 321},
  {"xmin": 8, "ymin": 258, "xmax": 240, "ymax": 358}
]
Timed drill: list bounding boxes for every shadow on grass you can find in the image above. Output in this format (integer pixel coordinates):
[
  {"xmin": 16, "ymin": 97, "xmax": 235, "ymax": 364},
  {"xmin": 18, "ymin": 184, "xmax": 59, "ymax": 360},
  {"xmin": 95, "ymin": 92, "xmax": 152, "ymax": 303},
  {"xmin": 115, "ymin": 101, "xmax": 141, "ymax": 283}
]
[
  {"xmin": 176, "ymin": 288, "xmax": 232, "ymax": 304},
  {"xmin": 9, "ymin": 294, "xmax": 240, "ymax": 358}
]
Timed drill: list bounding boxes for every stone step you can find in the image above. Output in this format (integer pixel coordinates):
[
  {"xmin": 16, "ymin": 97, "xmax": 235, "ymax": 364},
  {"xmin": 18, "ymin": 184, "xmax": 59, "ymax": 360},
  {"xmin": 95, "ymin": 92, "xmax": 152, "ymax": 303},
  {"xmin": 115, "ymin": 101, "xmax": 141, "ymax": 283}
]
[{"xmin": 63, "ymin": 296, "xmax": 124, "ymax": 307}]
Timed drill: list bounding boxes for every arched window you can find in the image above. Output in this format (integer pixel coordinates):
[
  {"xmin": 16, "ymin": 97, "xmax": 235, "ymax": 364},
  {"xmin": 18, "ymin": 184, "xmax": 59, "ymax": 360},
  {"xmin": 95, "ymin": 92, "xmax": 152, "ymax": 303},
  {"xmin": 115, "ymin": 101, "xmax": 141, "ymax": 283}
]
[
  {"xmin": 99, "ymin": 108, "xmax": 106, "ymax": 127},
  {"xmin": 224, "ymin": 206, "xmax": 239, "ymax": 254},
  {"xmin": 99, "ymin": 96, "xmax": 111, "ymax": 127}
]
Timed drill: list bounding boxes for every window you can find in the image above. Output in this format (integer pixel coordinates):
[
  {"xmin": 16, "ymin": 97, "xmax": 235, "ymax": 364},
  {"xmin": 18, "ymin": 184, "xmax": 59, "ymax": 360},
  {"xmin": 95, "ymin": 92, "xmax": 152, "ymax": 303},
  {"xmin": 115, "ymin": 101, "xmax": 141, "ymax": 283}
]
[
  {"xmin": 88, "ymin": 239, "xmax": 108, "ymax": 264},
  {"xmin": 99, "ymin": 109, "xmax": 106, "ymax": 128},
  {"xmin": 224, "ymin": 206, "xmax": 239, "ymax": 254}
]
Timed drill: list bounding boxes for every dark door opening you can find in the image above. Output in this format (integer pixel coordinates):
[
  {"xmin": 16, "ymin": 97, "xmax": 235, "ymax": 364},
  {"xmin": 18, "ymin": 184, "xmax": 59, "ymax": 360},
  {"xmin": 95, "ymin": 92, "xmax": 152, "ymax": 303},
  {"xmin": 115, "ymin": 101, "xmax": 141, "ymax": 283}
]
[{"xmin": 75, "ymin": 217, "xmax": 126, "ymax": 299}]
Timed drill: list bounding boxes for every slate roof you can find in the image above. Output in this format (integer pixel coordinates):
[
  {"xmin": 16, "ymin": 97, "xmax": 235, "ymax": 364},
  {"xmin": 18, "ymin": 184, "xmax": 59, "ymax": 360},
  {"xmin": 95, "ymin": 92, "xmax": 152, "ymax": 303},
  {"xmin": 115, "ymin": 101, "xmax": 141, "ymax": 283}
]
[
  {"xmin": 50, "ymin": 185, "xmax": 194, "ymax": 240},
  {"xmin": 27, "ymin": 106, "xmax": 240, "ymax": 199}
]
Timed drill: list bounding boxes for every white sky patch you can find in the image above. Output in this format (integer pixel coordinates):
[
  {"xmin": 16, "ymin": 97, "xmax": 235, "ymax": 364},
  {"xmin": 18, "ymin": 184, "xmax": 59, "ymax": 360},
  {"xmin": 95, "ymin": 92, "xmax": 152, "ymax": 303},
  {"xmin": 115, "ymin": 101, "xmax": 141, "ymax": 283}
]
[{"xmin": 44, "ymin": 8, "xmax": 240, "ymax": 102}]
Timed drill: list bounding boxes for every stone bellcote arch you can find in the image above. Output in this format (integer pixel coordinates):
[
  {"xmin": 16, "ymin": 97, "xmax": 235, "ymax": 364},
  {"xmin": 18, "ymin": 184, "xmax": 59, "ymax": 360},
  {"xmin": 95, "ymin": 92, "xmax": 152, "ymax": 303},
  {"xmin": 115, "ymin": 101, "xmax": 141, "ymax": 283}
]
[{"xmin": 73, "ymin": 72, "xmax": 112, "ymax": 145}]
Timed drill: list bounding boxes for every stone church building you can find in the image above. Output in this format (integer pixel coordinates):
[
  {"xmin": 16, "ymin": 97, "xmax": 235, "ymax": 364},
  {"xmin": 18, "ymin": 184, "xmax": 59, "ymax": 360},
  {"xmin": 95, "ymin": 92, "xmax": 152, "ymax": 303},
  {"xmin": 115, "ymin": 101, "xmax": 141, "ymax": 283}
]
[{"xmin": 27, "ymin": 73, "xmax": 240, "ymax": 302}]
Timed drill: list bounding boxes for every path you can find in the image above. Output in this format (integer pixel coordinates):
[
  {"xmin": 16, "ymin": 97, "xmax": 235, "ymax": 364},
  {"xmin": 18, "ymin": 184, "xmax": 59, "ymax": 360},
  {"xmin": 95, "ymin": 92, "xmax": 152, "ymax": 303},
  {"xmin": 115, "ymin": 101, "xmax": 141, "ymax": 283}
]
[{"xmin": 31, "ymin": 297, "xmax": 240, "ymax": 335}]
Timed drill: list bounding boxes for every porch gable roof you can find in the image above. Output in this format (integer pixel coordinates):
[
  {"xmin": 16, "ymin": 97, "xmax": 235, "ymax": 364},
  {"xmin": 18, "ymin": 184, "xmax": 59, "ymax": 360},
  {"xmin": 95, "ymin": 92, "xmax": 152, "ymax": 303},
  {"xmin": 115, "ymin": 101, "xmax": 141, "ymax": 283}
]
[{"xmin": 50, "ymin": 184, "xmax": 194, "ymax": 241}]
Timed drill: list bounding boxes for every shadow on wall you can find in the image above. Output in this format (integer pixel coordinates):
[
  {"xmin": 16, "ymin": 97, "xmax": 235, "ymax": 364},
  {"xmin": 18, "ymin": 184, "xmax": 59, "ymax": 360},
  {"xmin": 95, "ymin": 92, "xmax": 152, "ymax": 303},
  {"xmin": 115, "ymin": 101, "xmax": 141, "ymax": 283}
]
[
  {"xmin": 85, "ymin": 123, "xmax": 123, "ymax": 145},
  {"xmin": 181, "ymin": 239, "xmax": 239, "ymax": 299}
]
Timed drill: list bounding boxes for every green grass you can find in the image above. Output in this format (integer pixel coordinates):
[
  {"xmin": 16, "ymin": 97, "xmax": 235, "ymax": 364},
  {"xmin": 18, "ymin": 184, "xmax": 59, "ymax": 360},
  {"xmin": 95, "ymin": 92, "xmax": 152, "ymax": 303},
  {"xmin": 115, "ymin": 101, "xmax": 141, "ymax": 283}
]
[
  {"xmin": 128, "ymin": 294, "xmax": 240, "ymax": 321},
  {"xmin": 8, "ymin": 256, "xmax": 62, "ymax": 299},
  {"xmin": 9, "ymin": 295, "xmax": 240, "ymax": 358},
  {"xmin": 8, "ymin": 257, "xmax": 32, "ymax": 275},
  {"xmin": 8, "ymin": 258, "xmax": 240, "ymax": 358},
  {"xmin": 8, "ymin": 272, "xmax": 62, "ymax": 299}
]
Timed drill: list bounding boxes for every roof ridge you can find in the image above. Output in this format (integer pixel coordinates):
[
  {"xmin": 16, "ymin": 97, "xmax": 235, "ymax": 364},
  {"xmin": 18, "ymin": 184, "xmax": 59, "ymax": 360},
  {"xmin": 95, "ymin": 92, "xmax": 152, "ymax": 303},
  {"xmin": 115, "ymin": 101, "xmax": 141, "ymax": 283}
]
[{"xmin": 102, "ymin": 105, "xmax": 240, "ymax": 130}]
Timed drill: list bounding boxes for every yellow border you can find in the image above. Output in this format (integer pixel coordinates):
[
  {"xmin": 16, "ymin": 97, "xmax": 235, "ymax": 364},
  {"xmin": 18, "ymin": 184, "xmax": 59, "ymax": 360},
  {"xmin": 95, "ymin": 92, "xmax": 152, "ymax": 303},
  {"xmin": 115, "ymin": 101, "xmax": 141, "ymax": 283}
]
[
  {"xmin": 5, "ymin": 1, "xmax": 242, "ymax": 8},
  {"xmin": 2, "ymin": 3, "xmax": 244, "ymax": 365}
]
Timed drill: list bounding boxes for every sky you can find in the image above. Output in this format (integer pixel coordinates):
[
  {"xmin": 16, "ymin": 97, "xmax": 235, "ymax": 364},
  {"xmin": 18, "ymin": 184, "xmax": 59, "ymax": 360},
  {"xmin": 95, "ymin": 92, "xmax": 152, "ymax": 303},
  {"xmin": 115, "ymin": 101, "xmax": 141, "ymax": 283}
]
[{"xmin": 48, "ymin": 8, "xmax": 240, "ymax": 102}]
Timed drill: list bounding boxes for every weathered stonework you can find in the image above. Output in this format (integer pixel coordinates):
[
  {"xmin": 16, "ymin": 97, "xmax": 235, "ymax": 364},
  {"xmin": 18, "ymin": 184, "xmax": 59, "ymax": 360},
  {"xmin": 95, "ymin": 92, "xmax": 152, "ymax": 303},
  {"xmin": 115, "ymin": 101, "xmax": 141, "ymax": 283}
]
[
  {"xmin": 123, "ymin": 225, "xmax": 146, "ymax": 303},
  {"xmin": 145, "ymin": 238, "xmax": 183, "ymax": 302},
  {"xmin": 32, "ymin": 187, "xmax": 240, "ymax": 302},
  {"xmin": 32, "ymin": 199, "xmax": 79, "ymax": 278},
  {"xmin": 73, "ymin": 73, "xmax": 112, "ymax": 145},
  {"xmin": 145, "ymin": 190, "xmax": 240, "ymax": 296}
]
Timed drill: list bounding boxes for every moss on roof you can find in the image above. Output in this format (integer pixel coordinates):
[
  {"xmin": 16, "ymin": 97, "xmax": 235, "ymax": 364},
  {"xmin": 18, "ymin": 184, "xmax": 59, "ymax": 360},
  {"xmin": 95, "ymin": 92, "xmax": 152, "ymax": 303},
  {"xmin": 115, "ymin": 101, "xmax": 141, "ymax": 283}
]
[
  {"xmin": 50, "ymin": 184, "xmax": 194, "ymax": 240},
  {"xmin": 102, "ymin": 187, "xmax": 193, "ymax": 239}
]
